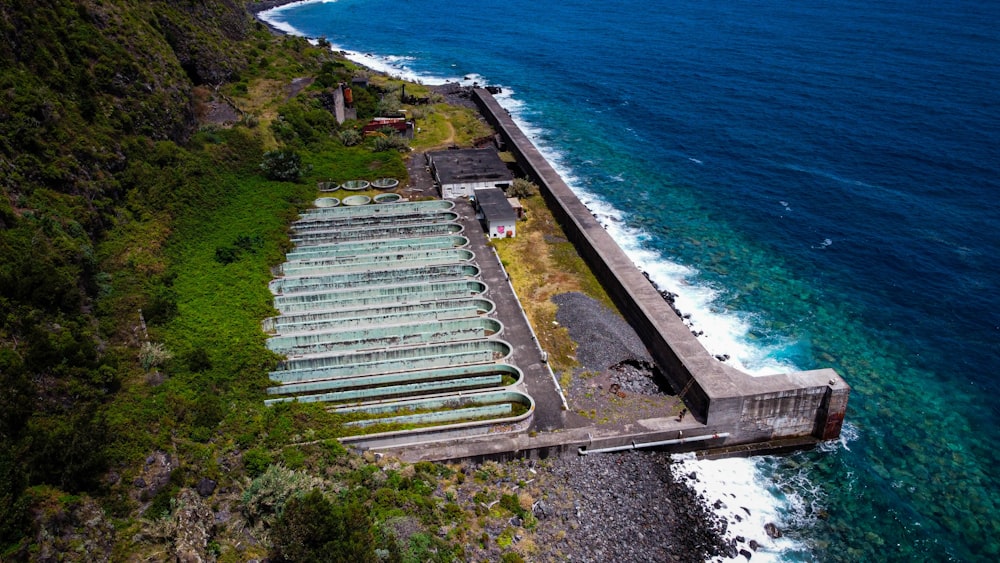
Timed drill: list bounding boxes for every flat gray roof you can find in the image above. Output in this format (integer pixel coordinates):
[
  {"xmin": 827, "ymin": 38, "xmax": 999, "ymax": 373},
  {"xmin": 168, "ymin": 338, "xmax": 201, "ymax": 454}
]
[
  {"xmin": 429, "ymin": 148, "xmax": 513, "ymax": 186},
  {"xmin": 474, "ymin": 187, "xmax": 517, "ymax": 222}
]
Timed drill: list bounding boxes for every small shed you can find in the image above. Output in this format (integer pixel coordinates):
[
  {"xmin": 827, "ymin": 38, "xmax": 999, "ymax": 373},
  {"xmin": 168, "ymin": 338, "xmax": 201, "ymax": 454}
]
[
  {"xmin": 507, "ymin": 197, "xmax": 524, "ymax": 219},
  {"xmin": 428, "ymin": 148, "xmax": 513, "ymax": 199},
  {"xmin": 474, "ymin": 188, "xmax": 517, "ymax": 238},
  {"xmin": 363, "ymin": 117, "xmax": 414, "ymax": 138}
]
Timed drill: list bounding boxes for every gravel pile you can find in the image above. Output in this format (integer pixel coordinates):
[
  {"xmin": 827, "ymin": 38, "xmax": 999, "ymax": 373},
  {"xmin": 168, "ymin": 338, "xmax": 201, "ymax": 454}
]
[
  {"xmin": 553, "ymin": 292, "xmax": 653, "ymax": 371},
  {"xmin": 609, "ymin": 360, "xmax": 666, "ymax": 395}
]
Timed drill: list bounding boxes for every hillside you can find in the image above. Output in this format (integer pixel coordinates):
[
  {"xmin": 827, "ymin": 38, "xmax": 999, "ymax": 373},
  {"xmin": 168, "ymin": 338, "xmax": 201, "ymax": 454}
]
[{"xmin": 0, "ymin": 0, "xmax": 408, "ymax": 558}]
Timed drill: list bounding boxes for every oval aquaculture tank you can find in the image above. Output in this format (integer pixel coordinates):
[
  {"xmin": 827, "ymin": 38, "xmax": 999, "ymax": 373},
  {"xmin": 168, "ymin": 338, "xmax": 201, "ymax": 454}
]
[
  {"xmin": 314, "ymin": 197, "xmax": 340, "ymax": 208},
  {"xmin": 340, "ymin": 179, "xmax": 370, "ymax": 191},
  {"xmin": 373, "ymin": 193, "xmax": 401, "ymax": 204},
  {"xmin": 372, "ymin": 177, "xmax": 399, "ymax": 190},
  {"xmin": 341, "ymin": 195, "xmax": 371, "ymax": 206}
]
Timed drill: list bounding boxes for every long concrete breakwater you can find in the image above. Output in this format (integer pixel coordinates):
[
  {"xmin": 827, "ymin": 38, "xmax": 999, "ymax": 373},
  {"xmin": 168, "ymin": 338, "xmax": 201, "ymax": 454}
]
[{"xmin": 471, "ymin": 88, "xmax": 849, "ymax": 449}]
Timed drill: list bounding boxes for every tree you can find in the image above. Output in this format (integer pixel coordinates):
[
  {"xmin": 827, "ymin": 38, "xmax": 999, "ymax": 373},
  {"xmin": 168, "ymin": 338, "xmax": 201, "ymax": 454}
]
[
  {"xmin": 271, "ymin": 489, "xmax": 378, "ymax": 563},
  {"xmin": 260, "ymin": 149, "xmax": 309, "ymax": 182}
]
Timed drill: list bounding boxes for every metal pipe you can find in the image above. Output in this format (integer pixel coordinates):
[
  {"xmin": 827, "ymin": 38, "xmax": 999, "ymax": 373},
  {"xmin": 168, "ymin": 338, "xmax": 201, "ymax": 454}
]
[{"xmin": 577, "ymin": 432, "xmax": 730, "ymax": 455}]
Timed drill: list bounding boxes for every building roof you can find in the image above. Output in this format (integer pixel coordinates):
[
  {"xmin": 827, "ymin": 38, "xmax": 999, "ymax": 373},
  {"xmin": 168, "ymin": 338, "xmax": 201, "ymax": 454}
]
[
  {"xmin": 429, "ymin": 148, "xmax": 513, "ymax": 186},
  {"xmin": 474, "ymin": 188, "xmax": 517, "ymax": 223}
]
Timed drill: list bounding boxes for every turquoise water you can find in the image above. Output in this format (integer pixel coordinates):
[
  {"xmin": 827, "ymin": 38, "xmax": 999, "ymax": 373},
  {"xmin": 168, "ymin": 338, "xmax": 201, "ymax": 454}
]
[{"xmin": 263, "ymin": 1, "xmax": 1000, "ymax": 559}]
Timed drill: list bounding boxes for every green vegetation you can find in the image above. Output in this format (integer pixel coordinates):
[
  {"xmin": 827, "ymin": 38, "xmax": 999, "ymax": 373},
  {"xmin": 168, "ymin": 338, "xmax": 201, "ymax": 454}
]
[
  {"xmin": 0, "ymin": 0, "xmax": 469, "ymax": 558},
  {"xmin": 508, "ymin": 177, "xmax": 538, "ymax": 198}
]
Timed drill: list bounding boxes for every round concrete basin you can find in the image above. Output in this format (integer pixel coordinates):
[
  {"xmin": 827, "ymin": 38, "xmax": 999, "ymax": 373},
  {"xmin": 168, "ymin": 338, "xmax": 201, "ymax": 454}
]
[
  {"xmin": 373, "ymin": 193, "xmax": 402, "ymax": 204},
  {"xmin": 340, "ymin": 180, "xmax": 370, "ymax": 191},
  {"xmin": 341, "ymin": 195, "xmax": 371, "ymax": 206},
  {"xmin": 314, "ymin": 197, "xmax": 340, "ymax": 208},
  {"xmin": 372, "ymin": 178, "xmax": 399, "ymax": 190}
]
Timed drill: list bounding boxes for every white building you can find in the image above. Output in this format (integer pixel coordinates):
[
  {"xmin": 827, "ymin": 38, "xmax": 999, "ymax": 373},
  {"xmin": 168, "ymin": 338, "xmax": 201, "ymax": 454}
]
[
  {"xmin": 474, "ymin": 187, "xmax": 517, "ymax": 238},
  {"xmin": 427, "ymin": 148, "xmax": 513, "ymax": 199}
]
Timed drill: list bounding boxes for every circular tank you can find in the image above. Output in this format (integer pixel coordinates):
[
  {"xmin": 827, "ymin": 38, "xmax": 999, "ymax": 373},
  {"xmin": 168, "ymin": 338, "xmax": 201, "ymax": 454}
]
[
  {"xmin": 314, "ymin": 197, "xmax": 340, "ymax": 208},
  {"xmin": 340, "ymin": 179, "xmax": 370, "ymax": 191},
  {"xmin": 341, "ymin": 195, "xmax": 371, "ymax": 206},
  {"xmin": 372, "ymin": 178, "xmax": 399, "ymax": 190},
  {"xmin": 373, "ymin": 193, "xmax": 402, "ymax": 204}
]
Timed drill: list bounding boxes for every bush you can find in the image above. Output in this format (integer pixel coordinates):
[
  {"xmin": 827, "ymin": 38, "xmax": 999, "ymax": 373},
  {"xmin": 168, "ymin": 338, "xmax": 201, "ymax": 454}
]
[
  {"xmin": 508, "ymin": 178, "xmax": 537, "ymax": 198},
  {"xmin": 139, "ymin": 342, "xmax": 172, "ymax": 371},
  {"xmin": 242, "ymin": 448, "xmax": 273, "ymax": 479},
  {"xmin": 260, "ymin": 149, "xmax": 308, "ymax": 182},
  {"xmin": 241, "ymin": 464, "xmax": 322, "ymax": 525},
  {"xmin": 271, "ymin": 489, "xmax": 377, "ymax": 563},
  {"xmin": 372, "ymin": 136, "xmax": 409, "ymax": 153},
  {"xmin": 338, "ymin": 129, "xmax": 362, "ymax": 147}
]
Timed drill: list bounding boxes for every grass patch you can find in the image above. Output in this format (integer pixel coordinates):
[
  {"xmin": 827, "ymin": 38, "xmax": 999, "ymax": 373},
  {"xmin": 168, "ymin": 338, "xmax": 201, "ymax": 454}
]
[{"xmin": 410, "ymin": 104, "xmax": 494, "ymax": 150}]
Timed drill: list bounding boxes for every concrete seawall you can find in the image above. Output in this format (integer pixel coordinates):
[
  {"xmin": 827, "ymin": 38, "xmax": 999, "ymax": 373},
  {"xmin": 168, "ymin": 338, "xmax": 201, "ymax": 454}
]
[{"xmin": 472, "ymin": 89, "xmax": 849, "ymax": 447}]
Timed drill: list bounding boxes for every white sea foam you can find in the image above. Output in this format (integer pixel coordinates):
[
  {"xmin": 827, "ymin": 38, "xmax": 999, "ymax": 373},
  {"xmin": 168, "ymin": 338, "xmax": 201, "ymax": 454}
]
[
  {"xmin": 672, "ymin": 454, "xmax": 808, "ymax": 562},
  {"xmin": 260, "ymin": 4, "xmax": 491, "ymax": 87}
]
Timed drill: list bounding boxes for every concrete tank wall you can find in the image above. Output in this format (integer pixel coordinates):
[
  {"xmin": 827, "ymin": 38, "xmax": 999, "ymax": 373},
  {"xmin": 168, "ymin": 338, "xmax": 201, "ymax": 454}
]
[{"xmin": 472, "ymin": 88, "xmax": 849, "ymax": 446}]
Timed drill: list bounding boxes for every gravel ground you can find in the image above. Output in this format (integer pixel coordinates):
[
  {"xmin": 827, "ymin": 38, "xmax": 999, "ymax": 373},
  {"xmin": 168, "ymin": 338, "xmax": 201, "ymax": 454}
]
[
  {"xmin": 438, "ymin": 292, "xmax": 725, "ymax": 562},
  {"xmin": 553, "ymin": 292, "xmax": 653, "ymax": 372},
  {"xmin": 451, "ymin": 452, "xmax": 735, "ymax": 563},
  {"xmin": 553, "ymin": 292, "xmax": 682, "ymax": 423}
]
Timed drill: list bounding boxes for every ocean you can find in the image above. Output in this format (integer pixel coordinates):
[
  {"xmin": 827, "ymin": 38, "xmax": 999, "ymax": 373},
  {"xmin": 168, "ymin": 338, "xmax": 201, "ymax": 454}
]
[{"xmin": 261, "ymin": 1, "xmax": 1000, "ymax": 560}]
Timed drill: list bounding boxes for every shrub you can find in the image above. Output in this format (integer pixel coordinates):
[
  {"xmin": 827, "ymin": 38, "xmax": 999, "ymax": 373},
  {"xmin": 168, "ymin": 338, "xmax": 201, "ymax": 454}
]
[
  {"xmin": 372, "ymin": 135, "xmax": 409, "ymax": 153},
  {"xmin": 241, "ymin": 464, "xmax": 323, "ymax": 525},
  {"xmin": 375, "ymin": 94, "xmax": 401, "ymax": 117},
  {"xmin": 139, "ymin": 342, "xmax": 172, "ymax": 371},
  {"xmin": 338, "ymin": 128, "xmax": 362, "ymax": 147},
  {"xmin": 185, "ymin": 347, "xmax": 212, "ymax": 372},
  {"xmin": 508, "ymin": 178, "xmax": 537, "ymax": 198},
  {"xmin": 260, "ymin": 149, "xmax": 308, "ymax": 182},
  {"xmin": 242, "ymin": 448, "xmax": 273, "ymax": 479},
  {"xmin": 271, "ymin": 489, "xmax": 377, "ymax": 563}
]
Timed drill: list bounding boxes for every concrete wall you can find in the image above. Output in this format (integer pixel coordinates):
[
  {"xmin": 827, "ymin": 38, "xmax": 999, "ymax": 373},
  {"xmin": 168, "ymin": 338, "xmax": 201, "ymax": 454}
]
[{"xmin": 472, "ymin": 88, "xmax": 849, "ymax": 446}]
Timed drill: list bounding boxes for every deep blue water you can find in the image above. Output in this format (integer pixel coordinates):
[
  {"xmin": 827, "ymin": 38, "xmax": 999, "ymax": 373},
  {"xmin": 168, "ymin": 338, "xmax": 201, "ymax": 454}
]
[{"xmin": 264, "ymin": 0, "xmax": 1000, "ymax": 559}]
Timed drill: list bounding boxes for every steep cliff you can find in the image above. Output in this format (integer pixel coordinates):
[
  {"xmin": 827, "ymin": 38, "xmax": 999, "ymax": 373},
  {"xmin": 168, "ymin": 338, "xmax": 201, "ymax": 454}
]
[{"xmin": 0, "ymin": 0, "xmax": 256, "ymax": 550}]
